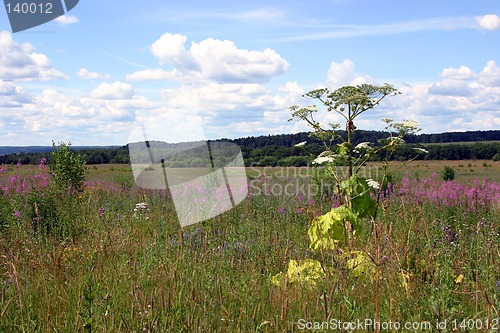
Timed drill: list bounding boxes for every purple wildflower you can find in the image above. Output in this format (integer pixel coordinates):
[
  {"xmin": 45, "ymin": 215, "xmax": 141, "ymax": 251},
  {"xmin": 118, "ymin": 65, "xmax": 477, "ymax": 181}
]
[{"xmin": 98, "ymin": 207, "xmax": 106, "ymax": 219}]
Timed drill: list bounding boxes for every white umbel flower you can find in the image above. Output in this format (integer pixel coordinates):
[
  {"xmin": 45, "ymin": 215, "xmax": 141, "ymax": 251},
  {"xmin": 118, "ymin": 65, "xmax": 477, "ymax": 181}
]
[
  {"xmin": 413, "ymin": 147, "xmax": 429, "ymax": 154},
  {"xmin": 366, "ymin": 179, "xmax": 380, "ymax": 190},
  {"xmin": 402, "ymin": 120, "xmax": 419, "ymax": 131},
  {"xmin": 304, "ymin": 105, "xmax": 318, "ymax": 112},
  {"xmin": 355, "ymin": 142, "xmax": 371, "ymax": 150},
  {"xmin": 134, "ymin": 202, "xmax": 149, "ymax": 220},
  {"xmin": 135, "ymin": 202, "xmax": 148, "ymax": 210},
  {"xmin": 312, "ymin": 151, "xmax": 336, "ymax": 165},
  {"xmin": 294, "ymin": 141, "xmax": 307, "ymax": 147},
  {"xmin": 312, "ymin": 156, "xmax": 335, "ymax": 165}
]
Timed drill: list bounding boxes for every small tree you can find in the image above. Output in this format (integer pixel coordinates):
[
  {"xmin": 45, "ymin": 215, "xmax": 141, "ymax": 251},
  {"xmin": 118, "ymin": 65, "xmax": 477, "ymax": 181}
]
[
  {"xmin": 441, "ymin": 165, "xmax": 455, "ymax": 181},
  {"xmin": 50, "ymin": 141, "xmax": 87, "ymax": 193}
]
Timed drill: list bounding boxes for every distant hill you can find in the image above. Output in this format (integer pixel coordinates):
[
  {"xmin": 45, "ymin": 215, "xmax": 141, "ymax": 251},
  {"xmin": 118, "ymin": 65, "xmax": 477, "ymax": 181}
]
[
  {"xmin": 0, "ymin": 145, "xmax": 120, "ymax": 156},
  {"xmin": 0, "ymin": 130, "xmax": 499, "ymax": 165}
]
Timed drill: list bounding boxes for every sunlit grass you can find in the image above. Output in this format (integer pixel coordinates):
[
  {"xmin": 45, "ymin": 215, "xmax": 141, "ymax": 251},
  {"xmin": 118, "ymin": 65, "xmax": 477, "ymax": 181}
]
[{"xmin": 0, "ymin": 163, "xmax": 498, "ymax": 332}]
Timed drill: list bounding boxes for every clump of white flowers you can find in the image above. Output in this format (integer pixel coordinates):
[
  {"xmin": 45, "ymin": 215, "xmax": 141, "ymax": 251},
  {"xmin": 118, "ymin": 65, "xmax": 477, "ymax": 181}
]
[
  {"xmin": 294, "ymin": 141, "xmax": 307, "ymax": 147},
  {"xmin": 366, "ymin": 179, "xmax": 380, "ymax": 190},
  {"xmin": 354, "ymin": 142, "xmax": 374, "ymax": 155},
  {"xmin": 413, "ymin": 147, "xmax": 429, "ymax": 154},
  {"xmin": 304, "ymin": 105, "xmax": 318, "ymax": 112},
  {"xmin": 402, "ymin": 120, "xmax": 420, "ymax": 131},
  {"xmin": 134, "ymin": 202, "xmax": 150, "ymax": 220},
  {"xmin": 355, "ymin": 142, "xmax": 371, "ymax": 150},
  {"xmin": 312, "ymin": 151, "xmax": 336, "ymax": 165},
  {"xmin": 384, "ymin": 118, "xmax": 421, "ymax": 136}
]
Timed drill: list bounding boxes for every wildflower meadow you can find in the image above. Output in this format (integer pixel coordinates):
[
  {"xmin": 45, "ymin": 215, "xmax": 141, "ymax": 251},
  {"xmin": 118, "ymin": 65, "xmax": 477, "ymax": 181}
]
[
  {"xmin": 0, "ymin": 157, "xmax": 499, "ymax": 332},
  {"xmin": 0, "ymin": 84, "xmax": 499, "ymax": 332}
]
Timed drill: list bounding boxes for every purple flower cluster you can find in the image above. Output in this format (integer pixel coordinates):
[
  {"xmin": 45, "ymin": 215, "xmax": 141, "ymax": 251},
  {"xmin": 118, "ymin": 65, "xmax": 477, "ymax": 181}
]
[
  {"xmin": 397, "ymin": 173, "xmax": 500, "ymax": 212},
  {"xmin": 442, "ymin": 225, "xmax": 459, "ymax": 246},
  {"xmin": 0, "ymin": 160, "xmax": 51, "ymax": 196}
]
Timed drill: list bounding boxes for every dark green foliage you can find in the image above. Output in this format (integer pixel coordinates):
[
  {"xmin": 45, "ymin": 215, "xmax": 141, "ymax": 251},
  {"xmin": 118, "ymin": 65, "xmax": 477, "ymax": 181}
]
[
  {"xmin": 27, "ymin": 190, "xmax": 59, "ymax": 235},
  {"xmin": 441, "ymin": 165, "xmax": 456, "ymax": 181},
  {"xmin": 1, "ymin": 131, "xmax": 499, "ymax": 167},
  {"xmin": 50, "ymin": 142, "xmax": 87, "ymax": 193},
  {"xmin": 493, "ymin": 153, "xmax": 500, "ymax": 161}
]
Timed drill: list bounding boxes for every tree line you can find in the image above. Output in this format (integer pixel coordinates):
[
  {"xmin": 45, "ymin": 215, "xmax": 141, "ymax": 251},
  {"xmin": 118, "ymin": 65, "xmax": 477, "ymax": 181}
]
[{"xmin": 0, "ymin": 130, "xmax": 498, "ymax": 167}]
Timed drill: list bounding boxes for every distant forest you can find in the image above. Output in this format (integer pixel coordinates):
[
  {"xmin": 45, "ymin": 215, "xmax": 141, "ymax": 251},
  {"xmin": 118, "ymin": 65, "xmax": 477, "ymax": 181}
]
[{"xmin": 1, "ymin": 130, "xmax": 499, "ymax": 167}]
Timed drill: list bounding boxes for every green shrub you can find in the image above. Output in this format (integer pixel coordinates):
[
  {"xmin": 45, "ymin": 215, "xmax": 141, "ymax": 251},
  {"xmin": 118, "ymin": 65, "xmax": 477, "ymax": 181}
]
[
  {"xmin": 441, "ymin": 165, "xmax": 455, "ymax": 181},
  {"xmin": 50, "ymin": 141, "xmax": 87, "ymax": 193},
  {"xmin": 493, "ymin": 153, "xmax": 500, "ymax": 161}
]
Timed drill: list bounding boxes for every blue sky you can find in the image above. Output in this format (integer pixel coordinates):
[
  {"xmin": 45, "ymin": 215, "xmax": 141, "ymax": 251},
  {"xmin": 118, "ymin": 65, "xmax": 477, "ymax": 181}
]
[{"xmin": 1, "ymin": 0, "xmax": 499, "ymax": 145}]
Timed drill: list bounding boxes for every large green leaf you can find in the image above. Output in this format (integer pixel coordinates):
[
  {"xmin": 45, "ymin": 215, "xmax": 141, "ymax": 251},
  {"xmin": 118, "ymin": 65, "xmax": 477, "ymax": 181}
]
[
  {"xmin": 271, "ymin": 259, "xmax": 325, "ymax": 288},
  {"xmin": 344, "ymin": 250, "xmax": 376, "ymax": 280},
  {"xmin": 339, "ymin": 176, "xmax": 377, "ymax": 219},
  {"xmin": 308, "ymin": 205, "xmax": 359, "ymax": 251}
]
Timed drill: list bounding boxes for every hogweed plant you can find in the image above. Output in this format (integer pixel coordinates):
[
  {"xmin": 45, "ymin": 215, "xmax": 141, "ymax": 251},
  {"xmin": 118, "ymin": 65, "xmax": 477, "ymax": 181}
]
[{"xmin": 271, "ymin": 84, "xmax": 426, "ymax": 326}]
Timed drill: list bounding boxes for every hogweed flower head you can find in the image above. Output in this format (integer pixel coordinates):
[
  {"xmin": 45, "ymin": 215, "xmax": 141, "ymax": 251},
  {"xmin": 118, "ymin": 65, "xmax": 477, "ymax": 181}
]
[
  {"xmin": 294, "ymin": 141, "xmax": 307, "ymax": 147},
  {"xmin": 312, "ymin": 151, "xmax": 337, "ymax": 165},
  {"xmin": 355, "ymin": 142, "xmax": 371, "ymax": 150},
  {"xmin": 413, "ymin": 147, "xmax": 429, "ymax": 154},
  {"xmin": 367, "ymin": 179, "xmax": 380, "ymax": 190}
]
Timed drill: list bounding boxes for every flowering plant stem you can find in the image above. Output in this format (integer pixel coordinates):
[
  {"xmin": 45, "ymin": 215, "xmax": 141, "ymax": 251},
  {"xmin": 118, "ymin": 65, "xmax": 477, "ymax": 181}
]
[{"xmin": 275, "ymin": 84, "xmax": 426, "ymax": 331}]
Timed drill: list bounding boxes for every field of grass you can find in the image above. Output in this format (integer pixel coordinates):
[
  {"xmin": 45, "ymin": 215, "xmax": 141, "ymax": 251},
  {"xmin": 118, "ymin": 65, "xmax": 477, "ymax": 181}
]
[{"xmin": 0, "ymin": 160, "xmax": 499, "ymax": 332}]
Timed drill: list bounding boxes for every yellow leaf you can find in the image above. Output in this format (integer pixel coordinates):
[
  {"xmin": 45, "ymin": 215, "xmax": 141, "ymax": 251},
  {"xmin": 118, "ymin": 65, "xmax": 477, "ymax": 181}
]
[
  {"xmin": 344, "ymin": 250, "xmax": 375, "ymax": 280},
  {"xmin": 271, "ymin": 259, "xmax": 325, "ymax": 288}
]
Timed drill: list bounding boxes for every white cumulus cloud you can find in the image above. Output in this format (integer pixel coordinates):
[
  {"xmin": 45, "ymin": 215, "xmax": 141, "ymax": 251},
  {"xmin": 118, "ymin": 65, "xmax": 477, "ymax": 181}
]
[
  {"xmin": 55, "ymin": 15, "xmax": 79, "ymax": 25},
  {"xmin": 77, "ymin": 68, "xmax": 111, "ymax": 80},
  {"xmin": 129, "ymin": 33, "xmax": 290, "ymax": 83},
  {"xmin": 0, "ymin": 80, "xmax": 31, "ymax": 107},
  {"xmin": 478, "ymin": 60, "xmax": 500, "ymax": 87},
  {"xmin": 126, "ymin": 68, "xmax": 172, "ymax": 81},
  {"xmin": 0, "ymin": 30, "xmax": 67, "ymax": 81},
  {"xmin": 440, "ymin": 65, "xmax": 476, "ymax": 80},
  {"xmin": 91, "ymin": 81, "xmax": 135, "ymax": 100},
  {"xmin": 326, "ymin": 59, "xmax": 374, "ymax": 89},
  {"xmin": 476, "ymin": 14, "xmax": 500, "ymax": 31}
]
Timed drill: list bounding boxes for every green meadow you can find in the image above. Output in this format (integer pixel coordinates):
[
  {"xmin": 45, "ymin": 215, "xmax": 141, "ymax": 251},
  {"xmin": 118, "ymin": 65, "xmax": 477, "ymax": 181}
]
[{"xmin": 0, "ymin": 161, "xmax": 499, "ymax": 332}]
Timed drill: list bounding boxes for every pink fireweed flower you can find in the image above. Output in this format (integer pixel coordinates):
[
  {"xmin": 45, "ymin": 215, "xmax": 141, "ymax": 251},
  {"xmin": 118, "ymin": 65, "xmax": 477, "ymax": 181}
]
[
  {"xmin": 39, "ymin": 157, "xmax": 47, "ymax": 169},
  {"xmin": 397, "ymin": 174, "xmax": 499, "ymax": 212}
]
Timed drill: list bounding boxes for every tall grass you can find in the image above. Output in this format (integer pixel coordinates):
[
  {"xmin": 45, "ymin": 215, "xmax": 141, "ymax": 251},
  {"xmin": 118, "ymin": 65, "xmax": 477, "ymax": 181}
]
[{"xmin": 0, "ymin": 163, "xmax": 498, "ymax": 332}]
